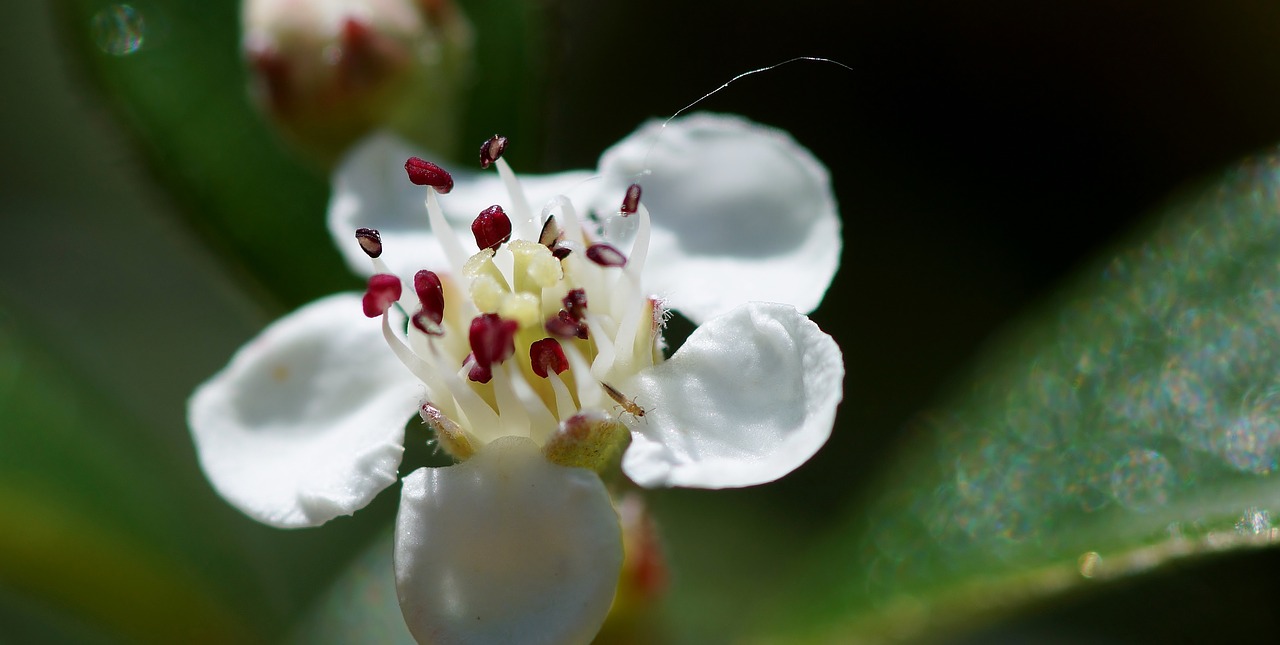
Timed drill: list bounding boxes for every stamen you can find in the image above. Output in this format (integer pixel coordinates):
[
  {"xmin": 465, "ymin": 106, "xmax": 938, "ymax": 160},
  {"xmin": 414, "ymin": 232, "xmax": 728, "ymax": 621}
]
[
  {"xmin": 425, "ymin": 189, "xmax": 469, "ymax": 275},
  {"xmin": 545, "ymin": 310, "xmax": 587, "ymax": 340},
  {"xmin": 435, "ymin": 356, "xmax": 502, "ymax": 440},
  {"xmin": 489, "ymin": 363, "xmax": 531, "ymax": 437},
  {"xmin": 404, "ymin": 157, "xmax": 454, "ymax": 193},
  {"xmin": 472, "ymin": 205, "xmax": 513, "ymax": 252},
  {"xmin": 530, "ymin": 338, "xmax": 570, "ymax": 378},
  {"xmin": 379, "ymin": 313, "xmax": 450, "ymax": 397},
  {"xmin": 494, "ymin": 157, "xmax": 537, "ymax": 241},
  {"xmin": 539, "ymin": 215, "xmax": 562, "ymax": 248},
  {"xmin": 610, "ymin": 202, "xmax": 653, "ymax": 371},
  {"xmin": 362, "ymin": 274, "xmax": 402, "ymax": 318},
  {"xmin": 563, "ymin": 289, "xmax": 588, "ymax": 320},
  {"xmin": 621, "ymin": 183, "xmax": 642, "ymax": 215},
  {"xmin": 468, "ymin": 313, "xmax": 518, "ymax": 377},
  {"xmin": 413, "ymin": 270, "xmax": 445, "ymax": 325},
  {"xmin": 465, "ymin": 354, "xmax": 492, "ymax": 384},
  {"xmin": 546, "ymin": 372, "xmax": 578, "ymax": 420},
  {"xmin": 561, "ymin": 344, "xmax": 602, "ymax": 408},
  {"xmin": 583, "ymin": 314, "xmax": 617, "ymax": 379},
  {"xmin": 540, "ymin": 196, "xmax": 583, "ymax": 249},
  {"xmin": 478, "ymin": 134, "xmax": 508, "ymax": 170},
  {"xmin": 586, "ymin": 243, "xmax": 628, "ymax": 268},
  {"xmin": 354, "ymin": 227, "xmax": 382, "ymax": 258},
  {"xmin": 411, "ymin": 309, "xmax": 445, "ymax": 336}
]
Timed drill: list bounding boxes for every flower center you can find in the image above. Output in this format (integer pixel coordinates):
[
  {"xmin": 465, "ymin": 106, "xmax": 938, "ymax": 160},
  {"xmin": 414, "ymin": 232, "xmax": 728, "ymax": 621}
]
[{"xmin": 360, "ymin": 139, "xmax": 664, "ymax": 457}]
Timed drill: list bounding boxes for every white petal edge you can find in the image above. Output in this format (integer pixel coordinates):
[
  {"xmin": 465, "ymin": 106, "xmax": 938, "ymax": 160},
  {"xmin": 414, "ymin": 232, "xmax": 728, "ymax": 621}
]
[
  {"xmin": 590, "ymin": 113, "xmax": 841, "ymax": 324},
  {"xmin": 328, "ymin": 131, "xmax": 595, "ymax": 280},
  {"xmin": 395, "ymin": 436, "xmax": 621, "ymax": 645},
  {"xmin": 621, "ymin": 302, "xmax": 843, "ymax": 488},
  {"xmin": 188, "ymin": 293, "xmax": 422, "ymax": 528}
]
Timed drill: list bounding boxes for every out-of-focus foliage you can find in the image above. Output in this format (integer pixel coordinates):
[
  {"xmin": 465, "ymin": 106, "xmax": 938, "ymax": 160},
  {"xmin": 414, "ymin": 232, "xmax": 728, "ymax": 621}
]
[{"xmin": 769, "ymin": 151, "xmax": 1280, "ymax": 642}]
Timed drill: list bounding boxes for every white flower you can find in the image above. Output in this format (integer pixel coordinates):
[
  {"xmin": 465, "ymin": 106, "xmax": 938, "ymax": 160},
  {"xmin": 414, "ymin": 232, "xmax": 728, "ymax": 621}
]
[{"xmin": 189, "ymin": 113, "xmax": 844, "ymax": 644}]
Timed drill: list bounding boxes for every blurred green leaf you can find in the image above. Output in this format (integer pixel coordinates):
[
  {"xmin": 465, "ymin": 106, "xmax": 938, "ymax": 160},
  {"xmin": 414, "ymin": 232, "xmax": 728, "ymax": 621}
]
[
  {"xmin": 763, "ymin": 150, "xmax": 1280, "ymax": 642},
  {"xmin": 54, "ymin": 0, "xmax": 344, "ymax": 309}
]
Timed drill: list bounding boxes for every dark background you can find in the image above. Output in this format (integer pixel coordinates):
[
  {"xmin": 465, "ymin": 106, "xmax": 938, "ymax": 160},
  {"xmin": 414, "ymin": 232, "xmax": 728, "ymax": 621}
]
[{"xmin": 9, "ymin": 0, "xmax": 1280, "ymax": 641}]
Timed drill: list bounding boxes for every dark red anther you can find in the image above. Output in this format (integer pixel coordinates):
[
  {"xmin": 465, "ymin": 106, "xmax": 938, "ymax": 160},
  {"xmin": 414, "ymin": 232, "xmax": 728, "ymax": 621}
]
[
  {"xmin": 405, "ymin": 157, "xmax": 454, "ymax": 193},
  {"xmin": 545, "ymin": 310, "xmax": 588, "ymax": 340},
  {"xmin": 530, "ymin": 338, "xmax": 570, "ymax": 378},
  {"xmin": 414, "ymin": 270, "xmax": 445, "ymax": 322},
  {"xmin": 586, "ymin": 243, "xmax": 627, "ymax": 268},
  {"xmin": 552, "ymin": 246, "xmax": 572, "ymax": 260},
  {"xmin": 621, "ymin": 183, "xmax": 642, "ymax": 215},
  {"xmin": 472, "ymin": 205, "xmax": 512, "ymax": 252},
  {"xmin": 463, "ymin": 353, "xmax": 491, "ymax": 384},
  {"xmin": 355, "ymin": 228, "xmax": 383, "ymax": 258},
  {"xmin": 362, "ymin": 274, "xmax": 402, "ymax": 318},
  {"xmin": 411, "ymin": 309, "xmax": 444, "ymax": 336},
  {"xmin": 468, "ymin": 313, "xmax": 518, "ymax": 377},
  {"xmin": 479, "ymin": 135, "xmax": 508, "ymax": 170},
  {"xmin": 539, "ymin": 215, "xmax": 562, "ymax": 248},
  {"xmin": 562, "ymin": 289, "xmax": 588, "ymax": 321}
]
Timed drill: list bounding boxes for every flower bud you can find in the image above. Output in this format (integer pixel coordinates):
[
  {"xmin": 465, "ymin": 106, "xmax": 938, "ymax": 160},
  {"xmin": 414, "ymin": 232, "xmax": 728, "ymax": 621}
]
[{"xmin": 242, "ymin": 0, "xmax": 474, "ymax": 163}]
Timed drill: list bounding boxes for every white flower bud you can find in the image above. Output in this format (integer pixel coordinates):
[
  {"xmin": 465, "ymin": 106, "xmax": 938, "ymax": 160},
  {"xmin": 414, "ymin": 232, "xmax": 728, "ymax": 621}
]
[{"xmin": 242, "ymin": 0, "xmax": 473, "ymax": 161}]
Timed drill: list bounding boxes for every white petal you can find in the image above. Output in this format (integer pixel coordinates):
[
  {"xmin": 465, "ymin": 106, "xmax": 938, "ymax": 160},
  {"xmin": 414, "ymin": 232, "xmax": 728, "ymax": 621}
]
[
  {"xmin": 189, "ymin": 293, "xmax": 421, "ymax": 528},
  {"xmin": 395, "ymin": 436, "xmax": 621, "ymax": 645},
  {"xmin": 621, "ymin": 302, "xmax": 843, "ymax": 488},
  {"xmin": 328, "ymin": 132, "xmax": 594, "ymax": 279},
  {"xmin": 591, "ymin": 113, "xmax": 841, "ymax": 323}
]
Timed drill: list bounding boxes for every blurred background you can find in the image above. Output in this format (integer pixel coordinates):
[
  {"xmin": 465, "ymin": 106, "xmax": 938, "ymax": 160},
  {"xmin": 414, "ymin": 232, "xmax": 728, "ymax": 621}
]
[{"xmin": 7, "ymin": 0, "xmax": 1280, "ymax": 642}]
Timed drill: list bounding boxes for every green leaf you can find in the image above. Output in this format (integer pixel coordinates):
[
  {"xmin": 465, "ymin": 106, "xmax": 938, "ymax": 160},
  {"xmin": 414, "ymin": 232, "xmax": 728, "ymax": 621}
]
[{"xmin": 765, "ymin": 150, "xmax": 1280, "ymax": 642}]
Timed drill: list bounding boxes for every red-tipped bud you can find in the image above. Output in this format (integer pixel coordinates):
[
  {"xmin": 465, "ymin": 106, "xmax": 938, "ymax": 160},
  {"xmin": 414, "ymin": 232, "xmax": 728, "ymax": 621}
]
[
  {"xmin": 530, "ymin": 338, "xmax": 570, "ymax": 378},
  {"xmin": 405, "ymin": 157, "xmax": 454, "ymax": 193},
  {"xmin": 545, "ymin": 310, "xmax": 588, "ymax": 340},
  {"xmin": 621, "ymin": 183, "xmax": 642, "ymax": 215},
  {"xmin": 472, "ymin": 205, "xmax": 512, "ymax": 252},
  {"xmin": 479, "ymin": 134, "xmax": 508, "ymax": 169},
  {"xmin": 362, "ymin": 273, "xmax": 402, "ymax": 317},
  {"xmin": 562, "ymin": 289, "xmax": 588, "ymax": 321},
  {"xmin": 355, "ymin": 227, "xmax": 383, "ymax": 258},
  {"xmin": 413, "ymin": 270, "xmax": 445, "ymax": 322},
  {"xmin": 468, "ymin": 313, "xmax": 518, "ymax": 373},
  {"xmin": 586, "ymin": 243, "xmax": 627, "ymax": 267}
]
